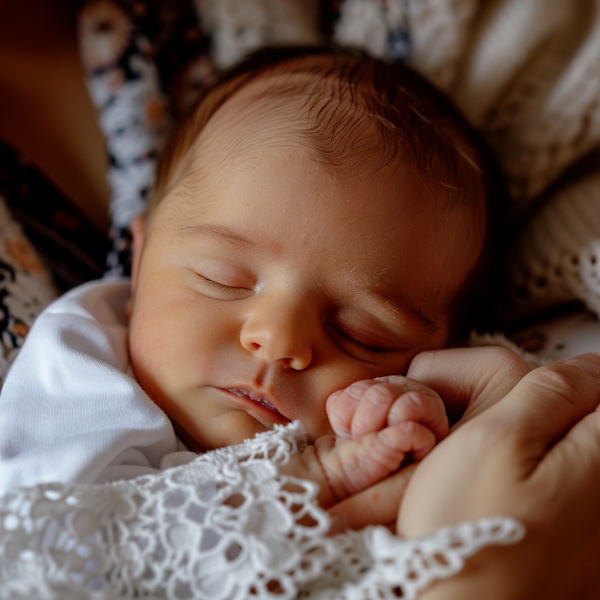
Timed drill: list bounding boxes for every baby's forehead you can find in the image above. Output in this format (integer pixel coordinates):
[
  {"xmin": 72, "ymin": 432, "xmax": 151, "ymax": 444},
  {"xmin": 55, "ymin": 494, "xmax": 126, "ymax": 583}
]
[
  {"xmin": 193, "ymin": 65, "xmax": 376, "ymax": 165},
  {"xmin": 181, "ymin": 60, "xmax": 483, "ymax": 238},
  {"xmin": 193, "ymin": 54, "xmax": 482, "ymax": 193},
  {"xmin": 153, "ymin": 52, "xmax": 489, "ymax": 223}
]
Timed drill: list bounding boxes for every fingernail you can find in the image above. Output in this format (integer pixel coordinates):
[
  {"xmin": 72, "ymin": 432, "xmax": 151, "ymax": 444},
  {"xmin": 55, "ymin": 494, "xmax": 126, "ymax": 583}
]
[
  {"xmin": 327, "ymin": 390, "xmax": 343, "ymax": 403},
  {"xmin": 562, "ymin": 354, "xmax": 600, "ymax": 379}
]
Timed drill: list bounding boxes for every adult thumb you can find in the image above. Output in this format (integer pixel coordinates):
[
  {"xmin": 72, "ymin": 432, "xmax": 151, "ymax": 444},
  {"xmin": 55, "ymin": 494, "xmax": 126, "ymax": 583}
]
[{"xmin": 480, "ymin": 353, "xmax": 600, "ymax": 470}]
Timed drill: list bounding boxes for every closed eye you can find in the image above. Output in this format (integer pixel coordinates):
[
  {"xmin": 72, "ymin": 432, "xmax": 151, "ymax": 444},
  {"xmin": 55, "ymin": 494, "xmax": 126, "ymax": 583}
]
[
  {"xmin": 196, "ymin": 274, "xmax": 251, "ymax": 299},
  {"xmin": 326, "ymin": 324, "xmax": 392, "ymax": 357}
]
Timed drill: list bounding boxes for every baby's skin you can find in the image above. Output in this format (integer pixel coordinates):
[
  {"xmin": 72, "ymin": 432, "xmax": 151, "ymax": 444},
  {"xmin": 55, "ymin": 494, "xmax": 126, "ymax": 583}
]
[
  {"xmin": 281, "ymin": 376, "xmax": 448, "ymax": 508},
  {"xmin": 126, "ymin": 55, "xmax": 486, "ymax": 510}
]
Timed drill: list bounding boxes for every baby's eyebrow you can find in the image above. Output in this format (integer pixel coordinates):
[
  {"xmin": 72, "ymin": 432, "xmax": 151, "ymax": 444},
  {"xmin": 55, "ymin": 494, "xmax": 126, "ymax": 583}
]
[{"xmin": 178, "ymin": 224, "xmax": 256, "ymax": 248}]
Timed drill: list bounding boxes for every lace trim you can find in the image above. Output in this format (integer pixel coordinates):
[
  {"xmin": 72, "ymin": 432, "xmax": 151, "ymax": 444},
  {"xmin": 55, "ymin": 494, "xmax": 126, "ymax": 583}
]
[{"xmin": 0, "ymin": 422, "xmax": 524, "ymax": 599}]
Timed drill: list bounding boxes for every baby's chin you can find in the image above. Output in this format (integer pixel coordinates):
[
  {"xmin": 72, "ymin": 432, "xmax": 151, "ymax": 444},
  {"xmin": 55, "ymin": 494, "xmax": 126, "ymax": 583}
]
[{"xmin": 174, "ymin": 409, "xmax": 272, "ymax": 452}]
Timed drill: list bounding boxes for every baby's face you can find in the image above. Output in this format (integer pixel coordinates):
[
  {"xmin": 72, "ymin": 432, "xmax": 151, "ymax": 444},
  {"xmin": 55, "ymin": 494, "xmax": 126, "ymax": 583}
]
[{"xmin": 128, "ymin": 78, "xmax": 483, "ymax": 451}]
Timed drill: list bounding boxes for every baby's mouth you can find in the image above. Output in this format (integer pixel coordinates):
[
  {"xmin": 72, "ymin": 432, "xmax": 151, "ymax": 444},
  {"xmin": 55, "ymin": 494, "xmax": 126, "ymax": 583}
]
[{"xmin": 226, "ymin": 388, "xmax": 286, "ymax": 419}]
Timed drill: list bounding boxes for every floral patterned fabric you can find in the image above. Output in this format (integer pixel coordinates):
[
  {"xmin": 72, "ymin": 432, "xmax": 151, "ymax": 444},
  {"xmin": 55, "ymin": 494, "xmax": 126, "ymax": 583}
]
[
  {"xmin": 0, "ymin": 194, "xmax": 57, "ymax": 387},
  {"xmin": 77, "ymin": 0, "xmax": 216, "ymax": 276},
  {"xmin": 0, "ymin": 0, "xmax": 217, "ymax": 383}
]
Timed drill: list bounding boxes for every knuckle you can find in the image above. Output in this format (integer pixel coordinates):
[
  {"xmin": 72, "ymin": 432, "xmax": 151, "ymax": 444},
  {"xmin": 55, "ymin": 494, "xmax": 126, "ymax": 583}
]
[
  {"xmin": 364, "ymin": 383, "xmax": 395, "ymax": 407},
  {"xmin": 397, "ymin": 420, "xmax": 419, "ymax": 435},
  {"xmin": 400, "ymin": 391, "xmax": 424, "ymax": 409},
  {"xmin": 344, "ymin": 380, "xmax": 373, "ymax": 401},
  {"xmin": 486, "ymin": 346, "xmax": 530, "ymax": 374},
  {"xmin": 391, "ymin": 391, "xmax": 423, "ymax": 416},
  {"xmin": 532, "ymin": 364, "xmax": 589, "ymax": 405}
]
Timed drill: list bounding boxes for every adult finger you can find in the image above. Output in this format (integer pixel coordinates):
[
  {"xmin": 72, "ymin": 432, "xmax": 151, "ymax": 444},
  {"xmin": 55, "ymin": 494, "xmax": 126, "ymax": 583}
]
[
  {"xmin": 481, "ymin": 353, "xmax": 600, "ymax": 474},
  {"xmin": 406, "ymin": 347, "xmax": 532, "ymax": 425},
  {"xmin": 328, "ymin": 463, "xmax": 418, "ymax": 534}
]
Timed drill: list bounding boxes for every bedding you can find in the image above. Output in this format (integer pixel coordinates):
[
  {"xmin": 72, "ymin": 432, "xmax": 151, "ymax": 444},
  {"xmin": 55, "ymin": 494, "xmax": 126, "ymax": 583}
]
[
  {"xmin": 4, "ymin": 0, "xmax": 600, "ymax": 360},
  {"xmin": 1, "ymin": 0, "xmax": 600, "ymax": 597},
  {"xmin": 0, "ymin": 420, "xmax": 523, "ymax": 600}
]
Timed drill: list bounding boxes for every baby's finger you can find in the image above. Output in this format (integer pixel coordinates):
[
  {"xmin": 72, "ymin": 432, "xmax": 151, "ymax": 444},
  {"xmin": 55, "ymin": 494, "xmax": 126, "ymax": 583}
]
[
  {"xmin": 328, "ymin": 463, "xmax": 418, "ymax": 534},
  {"xmin": 354, "ymin": 378, "xmax": 448, "ymax": 441},
  {"xmin": 333, "ymin": 421, "xmax": 436, "ymax": 496},
  {"xmin": 349, "ymin": 380, "xmax": 399, "ymax": 437},
  {"xmin": 326, "ymin": 380, "xmax": 376, "ymax": 438}
]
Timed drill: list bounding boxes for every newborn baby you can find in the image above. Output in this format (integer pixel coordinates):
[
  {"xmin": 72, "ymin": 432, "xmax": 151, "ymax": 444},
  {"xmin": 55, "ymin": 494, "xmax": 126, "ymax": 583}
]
[
  {"xmin": 0, "ymin": 49, "xmax": 497, "ymax": 504},
  {"xmin": 128, "ymin": 49, "xmax": 492, "ymax": 449}
]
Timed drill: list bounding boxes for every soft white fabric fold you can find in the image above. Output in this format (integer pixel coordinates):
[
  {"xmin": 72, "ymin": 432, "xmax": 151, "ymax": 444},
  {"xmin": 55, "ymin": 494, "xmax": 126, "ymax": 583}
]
[{"xmin": 0, "ymin": 279, "xmax": 180, "ymax": 495}]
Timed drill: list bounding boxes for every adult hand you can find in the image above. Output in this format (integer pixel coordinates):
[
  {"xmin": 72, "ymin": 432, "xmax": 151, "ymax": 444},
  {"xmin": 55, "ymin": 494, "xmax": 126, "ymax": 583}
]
[
  {"xmin": 328, "ymin": 346, "xmax": 532, "ymax": 529},
  {"xmin": 399, "ymin": 352, "xmax": 600, "ymax": 599}
]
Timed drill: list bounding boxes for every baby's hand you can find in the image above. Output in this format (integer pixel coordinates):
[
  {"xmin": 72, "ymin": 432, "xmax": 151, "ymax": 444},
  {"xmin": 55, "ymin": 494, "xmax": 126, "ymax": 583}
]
[
  {"xmin": 280, "ymin": 378, "xmax": 449, "ymax": 508},
  {"xmin": 320, "ymin": 378, "xmax": 449, "ymax": 500},
  {"xmin": 327, "ymin": 377, "xmax": 449, "ymax": 445}
]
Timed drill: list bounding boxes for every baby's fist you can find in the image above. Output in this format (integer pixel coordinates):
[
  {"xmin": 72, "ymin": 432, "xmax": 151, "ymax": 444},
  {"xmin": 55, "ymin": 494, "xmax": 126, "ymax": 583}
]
[{"xmin": 326, "ymin": 377, "xmax": 449, "ymax": 459}]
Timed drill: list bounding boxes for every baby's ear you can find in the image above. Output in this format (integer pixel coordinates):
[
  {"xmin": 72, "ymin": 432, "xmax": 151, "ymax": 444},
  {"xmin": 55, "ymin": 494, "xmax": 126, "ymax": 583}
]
[{"xmin": 126, "ymin": 215, "xmax": 146, "ymax": 321}]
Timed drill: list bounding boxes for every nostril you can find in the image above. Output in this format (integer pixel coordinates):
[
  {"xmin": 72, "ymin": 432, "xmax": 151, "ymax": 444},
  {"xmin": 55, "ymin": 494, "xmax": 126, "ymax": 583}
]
[
  {"xmin": 249, "ymin": 342, "xmax": 261, "ymax": 351},
  {"xmin": 288, "ymin": 354, "xmax": 311, "ymax": 371}
]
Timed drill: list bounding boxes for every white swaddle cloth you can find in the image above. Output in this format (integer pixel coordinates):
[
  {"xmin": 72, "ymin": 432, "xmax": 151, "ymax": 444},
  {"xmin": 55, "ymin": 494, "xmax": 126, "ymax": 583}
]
[{"xmin": 0, "ymin": 279, "xmax": 184, "ymax": 495}]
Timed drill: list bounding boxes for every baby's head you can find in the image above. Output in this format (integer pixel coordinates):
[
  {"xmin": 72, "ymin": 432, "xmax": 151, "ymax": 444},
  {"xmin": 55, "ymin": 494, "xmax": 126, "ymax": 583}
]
[{"xmin": 127, "ymin": 49, "xmax": 496, "ymax": 451}]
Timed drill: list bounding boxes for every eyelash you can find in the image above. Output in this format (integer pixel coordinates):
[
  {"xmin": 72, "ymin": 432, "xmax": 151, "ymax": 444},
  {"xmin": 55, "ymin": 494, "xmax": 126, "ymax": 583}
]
[
  {"xmin": 327, "ymin": 325, "xmax": 390, "ymax": 355},
  {"xmin": 197, "ymin": 276, "xmax": 393, "ymax": 356},
  {"xmin": 197, "ymin": 274, "xmax": 249, "ymax": 298}
]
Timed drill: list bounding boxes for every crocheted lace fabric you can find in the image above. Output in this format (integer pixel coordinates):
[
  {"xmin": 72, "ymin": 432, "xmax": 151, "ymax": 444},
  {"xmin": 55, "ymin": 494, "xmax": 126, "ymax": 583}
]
[{"xmin": 0, "ymin": 422, "xmax": 524, "ymax": 600}]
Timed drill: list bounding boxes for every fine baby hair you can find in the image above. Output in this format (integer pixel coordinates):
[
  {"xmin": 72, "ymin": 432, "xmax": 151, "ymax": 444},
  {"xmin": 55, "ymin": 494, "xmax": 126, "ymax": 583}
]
[
  {"xmin": 149, "ymin": 46, "xmax": 504, "ymax": 339},
  {"xmin": 125, "ymin": 45, "xmax": 506, "ymax": 452}
]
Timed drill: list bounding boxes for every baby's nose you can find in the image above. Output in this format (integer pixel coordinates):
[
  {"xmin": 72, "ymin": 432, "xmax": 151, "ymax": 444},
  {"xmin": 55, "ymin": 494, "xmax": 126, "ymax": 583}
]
[{"xmin": 240, "ymin": 301, "xmax": 314, "ymax": 370}]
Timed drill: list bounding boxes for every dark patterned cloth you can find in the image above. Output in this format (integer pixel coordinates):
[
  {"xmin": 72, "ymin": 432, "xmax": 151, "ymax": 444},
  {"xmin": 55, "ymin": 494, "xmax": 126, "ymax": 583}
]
[
  {"xmin": 0, "ymin": 143, "xmax": 108, "ymax": 291},
  {"xmin": 0, "ymin": 141, "xmax": 110, "ymax": 386},
  {"xmin": 77, "ymin": 0, "xmax": 217, "ymax": 276}
]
